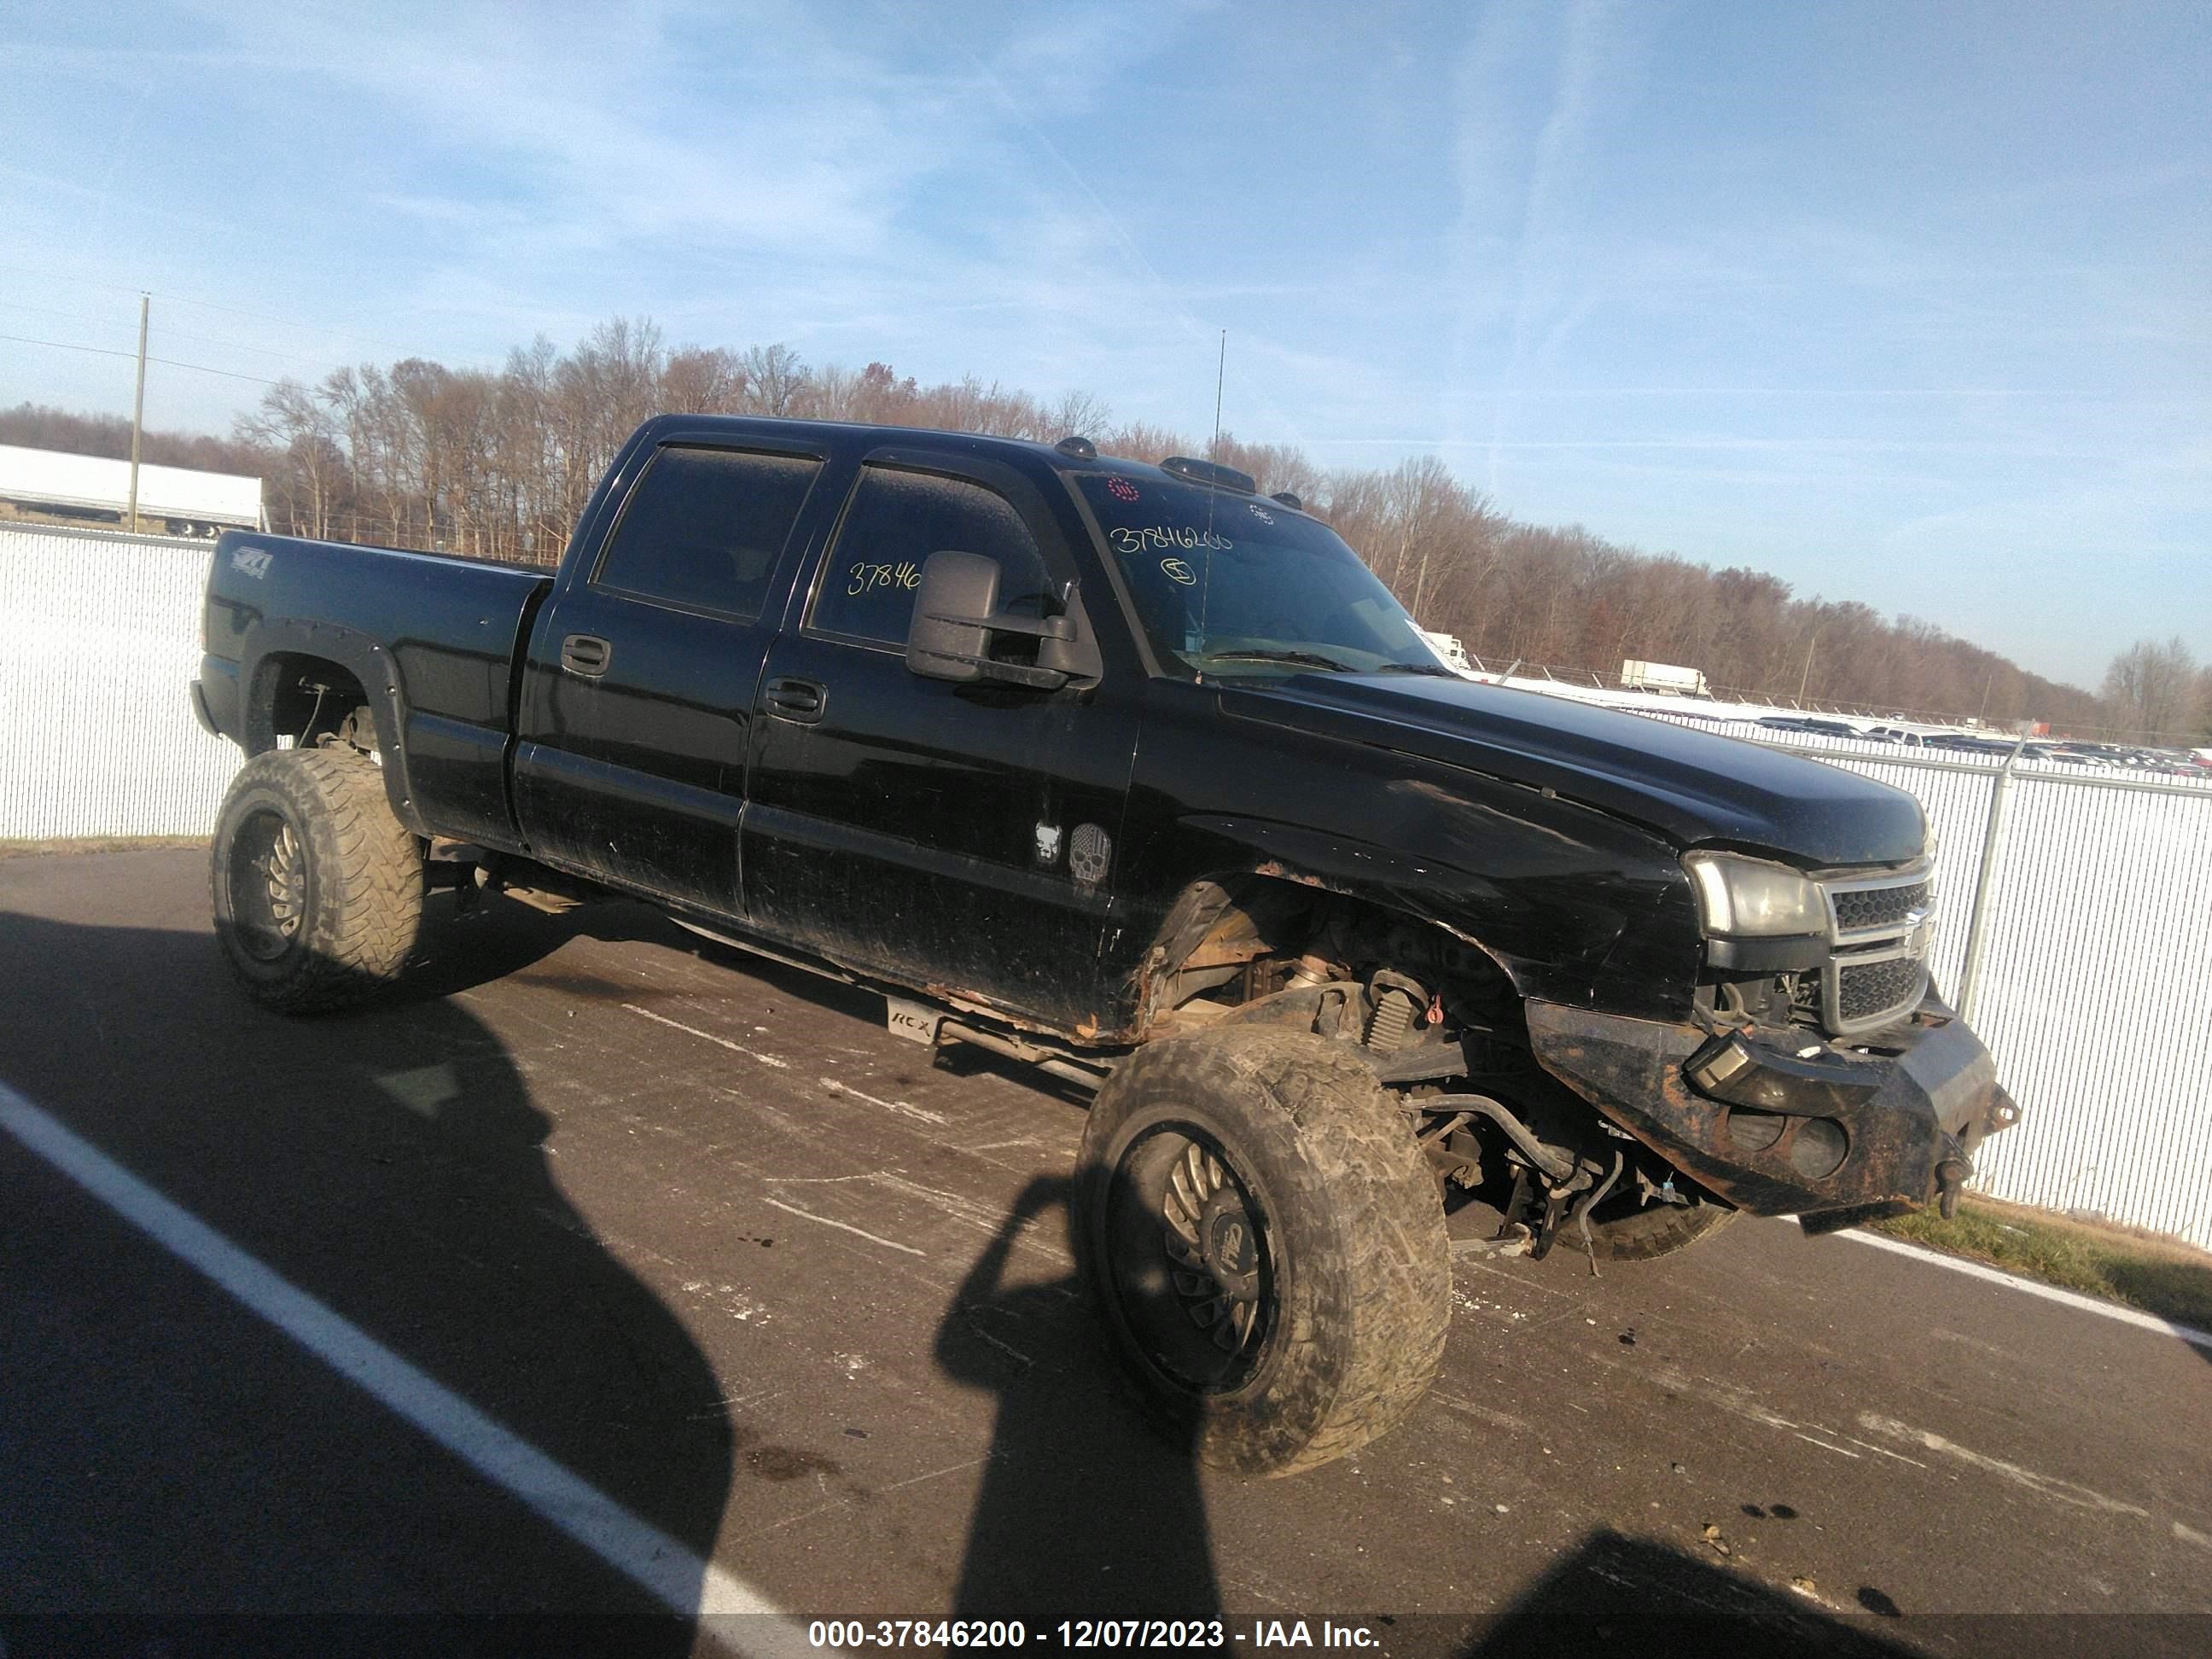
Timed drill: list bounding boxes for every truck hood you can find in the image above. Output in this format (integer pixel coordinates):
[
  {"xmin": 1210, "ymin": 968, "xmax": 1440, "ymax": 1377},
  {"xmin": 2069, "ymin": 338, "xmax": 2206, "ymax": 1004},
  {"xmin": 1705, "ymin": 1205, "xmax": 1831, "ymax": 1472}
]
[{"xmin": 1225, "ymin": 674, "xmax": 1925, "ymax": 868}]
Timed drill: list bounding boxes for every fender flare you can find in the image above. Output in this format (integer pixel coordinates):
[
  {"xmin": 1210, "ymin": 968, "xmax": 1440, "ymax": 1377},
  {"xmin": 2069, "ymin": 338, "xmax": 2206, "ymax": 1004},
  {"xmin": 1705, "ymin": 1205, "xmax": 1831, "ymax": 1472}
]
[{"xmin": 236, "ymin": 616, "xmax": 426, "ymax": 836}]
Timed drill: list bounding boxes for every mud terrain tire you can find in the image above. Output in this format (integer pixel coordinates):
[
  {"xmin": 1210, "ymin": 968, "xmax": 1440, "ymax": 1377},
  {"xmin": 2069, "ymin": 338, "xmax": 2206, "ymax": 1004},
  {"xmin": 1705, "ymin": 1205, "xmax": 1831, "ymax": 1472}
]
[
  {"xmin": 1580, "ymin": 1191, "xmax": 1737, "ymax": 1260},
  {"xmin": 211, "ymin": 747, "xmax": 423, "ymax": 1011},
  {"xmin": 1075, "ymin": 1026, "xmax": 1450, "ymax": 1478}
]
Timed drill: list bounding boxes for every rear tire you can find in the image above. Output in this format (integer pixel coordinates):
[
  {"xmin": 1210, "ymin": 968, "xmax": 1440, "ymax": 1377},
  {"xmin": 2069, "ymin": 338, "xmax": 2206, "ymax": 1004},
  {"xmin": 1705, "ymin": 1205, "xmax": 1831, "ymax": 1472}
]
[
  {"xmin": 1074, "ymin": 1027, "xmax": 1450, "ymax": 1478},
  {"xmin": 211, "ymin": 747, "xmax": 423, "ymax": 1011}
]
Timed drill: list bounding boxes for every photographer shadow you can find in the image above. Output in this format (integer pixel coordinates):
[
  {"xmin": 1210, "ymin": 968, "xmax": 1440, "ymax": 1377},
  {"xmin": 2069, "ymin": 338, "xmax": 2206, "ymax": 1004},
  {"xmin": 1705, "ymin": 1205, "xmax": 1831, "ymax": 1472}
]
[
  {"xmin": 0, "ymin": 888, "xmax": 733, "ymax": 1650},
  {"xmin": 935, "ymin": 1176, "xmax": 1223, "ymax": 1624},
  {"xmin": 1463, "ymin": 1528, "xmax": 1921, "ymax": 1658}
]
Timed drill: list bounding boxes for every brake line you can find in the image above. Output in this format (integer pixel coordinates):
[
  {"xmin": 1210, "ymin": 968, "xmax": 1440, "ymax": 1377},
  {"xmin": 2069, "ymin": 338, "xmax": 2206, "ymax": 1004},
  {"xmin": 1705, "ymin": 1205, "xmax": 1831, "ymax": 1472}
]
[{"xmin": 1570, "ymin": 1149, "xmax": 1627, "ymax": 1278}]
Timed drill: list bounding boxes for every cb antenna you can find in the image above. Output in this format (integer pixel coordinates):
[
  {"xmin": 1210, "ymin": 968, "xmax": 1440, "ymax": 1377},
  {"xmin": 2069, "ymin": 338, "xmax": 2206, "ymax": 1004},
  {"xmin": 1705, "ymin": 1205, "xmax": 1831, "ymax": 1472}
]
[
  {"xmin": 1199, "ymin": 328, "xmax": 1226, "ymax": 637},
  {"xmin": 1212, "ymin": 328, "xmax": 1226, "ymax": 457},
  {"xmin": 1203, "ymin": 329, "xmax": 1226, "ymax": 546}
]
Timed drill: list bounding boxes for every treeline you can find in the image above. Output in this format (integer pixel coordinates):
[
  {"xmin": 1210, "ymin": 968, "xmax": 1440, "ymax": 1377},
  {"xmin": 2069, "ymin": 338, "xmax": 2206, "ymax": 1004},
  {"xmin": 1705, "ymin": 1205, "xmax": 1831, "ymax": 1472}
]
[
  {"xmin": 6, "ymin": 319, "xmax": 2200, "ymax": 742},
  {"xmin": 0, "ymin": 400, "xmax": 267, "ymax": 478},
  {"xmin": 2099, "ymin": 637, "xmax": 2211, "ymax": 748}
]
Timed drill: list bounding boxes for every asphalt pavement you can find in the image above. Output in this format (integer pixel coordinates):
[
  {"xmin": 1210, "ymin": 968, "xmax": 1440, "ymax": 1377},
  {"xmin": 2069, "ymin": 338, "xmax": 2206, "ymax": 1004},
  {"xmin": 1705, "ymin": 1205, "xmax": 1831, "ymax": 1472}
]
[{"xmin": 2, "ymin": 849, "xmax": 2207, "ymax": 1656}]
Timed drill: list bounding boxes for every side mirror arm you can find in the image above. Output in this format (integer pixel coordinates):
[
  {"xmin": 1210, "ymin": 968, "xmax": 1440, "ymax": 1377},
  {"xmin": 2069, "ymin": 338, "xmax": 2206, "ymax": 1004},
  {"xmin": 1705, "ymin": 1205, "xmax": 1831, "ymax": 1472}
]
[
  {"xmin": 908, "ymin": 550, "xmax": 1096, "ymax": 690},
  {"xmin": 958, "ymin": 613, "xmax": 1074, "ymax": 643},
  {"xmin": 911, "ymin": 643, "xmax": 1069, "ymax": 690}
]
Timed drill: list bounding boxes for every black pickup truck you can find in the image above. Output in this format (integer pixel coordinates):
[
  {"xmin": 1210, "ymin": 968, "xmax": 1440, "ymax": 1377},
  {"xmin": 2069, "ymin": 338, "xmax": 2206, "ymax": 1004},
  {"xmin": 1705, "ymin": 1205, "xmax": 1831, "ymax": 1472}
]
[{"xmin": 195, "ymin": 414, "xmax": 2016, "ymax": 1476}]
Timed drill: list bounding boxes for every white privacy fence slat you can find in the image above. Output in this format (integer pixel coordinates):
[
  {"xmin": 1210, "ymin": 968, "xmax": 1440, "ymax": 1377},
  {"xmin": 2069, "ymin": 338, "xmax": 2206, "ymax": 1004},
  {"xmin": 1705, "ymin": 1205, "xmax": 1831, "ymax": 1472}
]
[
  {"xmin": 2, "ymin": 525, "xmax": 241, "ymax": 837},
  {"xmin": 1936, "ymin": 765, "xmax": 2212, "ymax": 1244},
  {"xmin": 5, "ymin": 524, "xmax": 2208, "ymax": 1243}
]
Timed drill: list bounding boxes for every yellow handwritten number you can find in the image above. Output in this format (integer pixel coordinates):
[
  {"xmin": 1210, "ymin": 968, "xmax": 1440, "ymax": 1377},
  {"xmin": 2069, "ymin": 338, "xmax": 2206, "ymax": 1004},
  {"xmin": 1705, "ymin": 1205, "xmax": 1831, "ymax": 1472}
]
[{"xmin": 847, "ymin": 561, "xmax": 924, "ymax": 598}]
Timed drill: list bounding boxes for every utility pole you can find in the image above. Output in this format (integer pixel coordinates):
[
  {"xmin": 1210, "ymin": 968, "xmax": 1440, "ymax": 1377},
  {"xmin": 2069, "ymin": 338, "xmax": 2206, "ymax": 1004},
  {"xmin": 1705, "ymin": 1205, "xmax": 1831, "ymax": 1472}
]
[
  {"xmin": 126, "ymin": 292, "xmax": 149, "ymax": 533},
  {"xmin": 1796, "ymin": 627, "xmax": 1819, "ymax": 703}
]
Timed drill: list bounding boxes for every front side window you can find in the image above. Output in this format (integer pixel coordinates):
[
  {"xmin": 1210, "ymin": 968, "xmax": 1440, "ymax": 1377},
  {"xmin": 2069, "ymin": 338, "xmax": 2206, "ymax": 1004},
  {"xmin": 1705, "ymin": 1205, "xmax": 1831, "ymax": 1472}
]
[
  {"xmin": 810, "ymin": 466, "xmax": 1049, "ymax": 645},
  {"xmin": 1075, "ymin": 474, "xmax": 1440, "ymax": 678},
  {"xmin": 593, "ymin": 445, "xmax": 821, "ymax": 619}
]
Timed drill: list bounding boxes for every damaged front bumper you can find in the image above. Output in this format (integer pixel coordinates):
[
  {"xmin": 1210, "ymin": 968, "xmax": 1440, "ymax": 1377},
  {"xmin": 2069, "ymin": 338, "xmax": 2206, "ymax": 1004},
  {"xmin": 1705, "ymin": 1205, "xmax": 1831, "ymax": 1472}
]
[{"xmin": 1523, "ymin": 993, "xmax": 2018, "ymax": 1228}]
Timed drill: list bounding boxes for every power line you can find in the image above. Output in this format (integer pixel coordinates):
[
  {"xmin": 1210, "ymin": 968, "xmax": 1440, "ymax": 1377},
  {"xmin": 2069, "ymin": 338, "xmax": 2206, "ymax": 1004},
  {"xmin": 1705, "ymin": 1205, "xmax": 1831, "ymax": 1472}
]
[
  {"xmin": 0, "ymin": 298, "xmax": 345, "ymax": 370},
  {"xmin": 0, "ymin": 262, "xmax": 497, "ymax": 366},
  {"xmin": 157, "ymin": 329, "xmax": 343, "ymax": 370},
  {"xmin": 0, "ymin": 298, "xmax": 110, "ymax": 329},
  {"xmin": 0, "ymin": 332, "xmax": 280, "ymax": 387},
  {"xmin": 0, "ymin": 263, "xmax": 377, "ymax": 342}
]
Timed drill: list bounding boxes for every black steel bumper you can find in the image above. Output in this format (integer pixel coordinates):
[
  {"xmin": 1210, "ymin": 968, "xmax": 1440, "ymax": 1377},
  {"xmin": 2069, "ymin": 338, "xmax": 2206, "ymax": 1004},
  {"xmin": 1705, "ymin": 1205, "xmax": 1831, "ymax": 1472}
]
[{"xmin": 1523, "ymin": 994, "xmax": 2018, "ymax": 1225}]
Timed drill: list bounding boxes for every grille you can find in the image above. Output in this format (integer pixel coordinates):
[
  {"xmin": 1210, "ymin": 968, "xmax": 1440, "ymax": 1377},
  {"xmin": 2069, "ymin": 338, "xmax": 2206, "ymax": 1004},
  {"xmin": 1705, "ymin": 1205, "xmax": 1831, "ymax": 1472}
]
[
  {"xmin": 1832, "ymin": 880, "xmax": 1930, "ymax": 932},
  {"xmin": 1836, "ymin": 956, "xmax": 1927, "ymax": 1025}
]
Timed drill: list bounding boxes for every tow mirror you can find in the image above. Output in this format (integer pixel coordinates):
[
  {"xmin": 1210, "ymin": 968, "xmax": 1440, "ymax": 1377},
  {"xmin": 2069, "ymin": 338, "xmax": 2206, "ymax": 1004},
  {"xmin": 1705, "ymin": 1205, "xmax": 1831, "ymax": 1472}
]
[{"xmin": 906, "ymin": 550, "xmax": 1076, "ymax": 690}]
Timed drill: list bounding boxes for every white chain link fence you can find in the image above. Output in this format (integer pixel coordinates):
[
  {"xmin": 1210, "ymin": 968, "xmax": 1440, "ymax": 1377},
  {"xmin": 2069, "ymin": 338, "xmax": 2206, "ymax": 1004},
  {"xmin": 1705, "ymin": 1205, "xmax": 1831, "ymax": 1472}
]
[{"xmin": 4, "ymin": 523, "xmax": 2207, "ymax": 1244}]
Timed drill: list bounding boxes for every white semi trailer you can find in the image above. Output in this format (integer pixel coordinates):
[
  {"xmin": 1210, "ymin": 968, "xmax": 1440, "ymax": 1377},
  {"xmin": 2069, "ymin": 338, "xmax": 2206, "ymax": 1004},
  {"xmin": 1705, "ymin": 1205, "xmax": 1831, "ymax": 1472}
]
[{"xmin": 1621, "ymin": 659, "xmax": 1709, "ymax": 696}]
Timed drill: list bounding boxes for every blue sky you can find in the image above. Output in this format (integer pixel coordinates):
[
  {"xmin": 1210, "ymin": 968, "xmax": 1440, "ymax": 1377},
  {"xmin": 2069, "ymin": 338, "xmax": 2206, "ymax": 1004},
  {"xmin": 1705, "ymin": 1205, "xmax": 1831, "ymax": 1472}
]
[{"xmin": 2, "ymin": 0, "xmax": 2203, "ymax": 689}]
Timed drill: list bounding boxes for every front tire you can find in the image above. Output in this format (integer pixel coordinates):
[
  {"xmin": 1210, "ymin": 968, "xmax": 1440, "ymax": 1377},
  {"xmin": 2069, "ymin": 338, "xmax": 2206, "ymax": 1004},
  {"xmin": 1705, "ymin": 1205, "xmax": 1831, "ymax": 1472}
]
[
  {"xmin": 211, "ymin": 747, "xmax": 423, "ymax": 1011},
  {"xmin": 1075, "ymin": 1027, "xmax": 1450, "ymax": 1478},
  {"xmin": 1577, "ymin": 1190, "xmax": 1737, "ymax": 1260}
]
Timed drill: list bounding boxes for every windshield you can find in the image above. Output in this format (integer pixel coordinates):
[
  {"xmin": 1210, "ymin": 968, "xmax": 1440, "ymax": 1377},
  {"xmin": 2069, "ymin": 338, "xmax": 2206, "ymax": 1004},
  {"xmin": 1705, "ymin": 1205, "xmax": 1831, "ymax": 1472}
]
[{"xmin": 1076, "ymin": 474, "xmax": 1440, "ymax": 677}]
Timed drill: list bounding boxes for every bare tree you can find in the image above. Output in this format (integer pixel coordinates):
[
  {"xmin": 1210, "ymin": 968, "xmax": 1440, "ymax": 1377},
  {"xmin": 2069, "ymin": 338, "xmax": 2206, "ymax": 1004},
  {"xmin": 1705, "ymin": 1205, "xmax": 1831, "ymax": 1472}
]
[
  {"xmin": 661, "ymin": 346, "xmax": 747, "ymax": 414},
  {"xmin": 233, "ymin": 379, "xmax": 343, "ymax": 540},
  {"xmin": 741, "ymin": 343, "xmax": 806, "ymax": 417},
  {"xmin": 1048, "ymin": 388, "xmax": 1114, "ymax": 442},
  {"xmin": 2101, "ymin": 637, "xmax": 2200, "ymax": 742}
]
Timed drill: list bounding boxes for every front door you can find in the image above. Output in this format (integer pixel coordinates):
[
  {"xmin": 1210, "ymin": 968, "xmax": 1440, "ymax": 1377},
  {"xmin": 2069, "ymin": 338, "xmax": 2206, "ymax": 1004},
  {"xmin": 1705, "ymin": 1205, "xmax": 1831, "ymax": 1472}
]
[{"xmin": 742, "ymin": 453, "xmax": 1138, "ymax": 1032}]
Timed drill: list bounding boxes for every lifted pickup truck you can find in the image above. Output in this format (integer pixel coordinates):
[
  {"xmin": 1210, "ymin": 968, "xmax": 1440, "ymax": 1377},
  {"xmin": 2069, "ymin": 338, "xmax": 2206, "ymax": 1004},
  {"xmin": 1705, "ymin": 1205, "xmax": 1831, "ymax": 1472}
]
[{"xmin": 195, "ymin": 415, "xmax": 2016, "ymax": 1476}]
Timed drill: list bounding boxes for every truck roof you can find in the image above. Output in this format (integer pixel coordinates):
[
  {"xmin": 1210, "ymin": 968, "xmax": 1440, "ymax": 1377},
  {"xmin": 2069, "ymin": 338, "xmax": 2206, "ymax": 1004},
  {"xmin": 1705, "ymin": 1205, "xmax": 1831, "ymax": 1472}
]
[{"xmin": 631, "ymin": 413, "xmax": 1313, "ymax": 515}]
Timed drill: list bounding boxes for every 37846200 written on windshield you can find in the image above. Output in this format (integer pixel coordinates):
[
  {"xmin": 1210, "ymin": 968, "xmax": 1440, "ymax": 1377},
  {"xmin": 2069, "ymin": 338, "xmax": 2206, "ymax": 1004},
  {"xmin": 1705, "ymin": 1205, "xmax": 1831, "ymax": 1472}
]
[{"xmin": 1074, "ymin": 474, "xmax": 1447, "ymax": 678}]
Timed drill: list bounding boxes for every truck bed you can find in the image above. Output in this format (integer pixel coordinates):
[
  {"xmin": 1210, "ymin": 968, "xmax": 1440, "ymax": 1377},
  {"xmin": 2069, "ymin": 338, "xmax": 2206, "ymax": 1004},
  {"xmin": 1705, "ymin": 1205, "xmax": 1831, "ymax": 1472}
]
[{"xmin": 199, "ymin": 530, "xmax": 552, "ymax": 845}]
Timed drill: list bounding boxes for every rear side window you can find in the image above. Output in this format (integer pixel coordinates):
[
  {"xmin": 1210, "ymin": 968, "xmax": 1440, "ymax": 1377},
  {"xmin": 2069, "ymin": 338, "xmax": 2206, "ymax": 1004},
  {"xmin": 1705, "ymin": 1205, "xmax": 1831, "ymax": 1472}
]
[
  {"xmin": 808, "ymin": 466, "xmax": 1049, "ymax": 645},
  {"xmin": 593, "ymin": 446, "xmax": 820, "ymax": 619}
]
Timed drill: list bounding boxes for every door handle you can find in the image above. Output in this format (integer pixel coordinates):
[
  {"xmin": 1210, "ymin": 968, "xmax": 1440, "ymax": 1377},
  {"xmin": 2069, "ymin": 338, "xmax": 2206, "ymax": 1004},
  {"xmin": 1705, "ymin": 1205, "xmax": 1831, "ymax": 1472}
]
[
  {"xmin": 764, "ymin": 676, "xmax": 827, "ymax": 723},
  {"xmin": 561, "ymin": 634, "xmax": 612, "ymax": 677}
]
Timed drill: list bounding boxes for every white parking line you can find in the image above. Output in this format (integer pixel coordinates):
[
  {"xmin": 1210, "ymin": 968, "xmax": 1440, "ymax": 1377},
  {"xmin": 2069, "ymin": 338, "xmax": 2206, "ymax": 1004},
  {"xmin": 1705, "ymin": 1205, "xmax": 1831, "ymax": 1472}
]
[
  {"xmin": 1794, "ymin": 1217, "xmax": 2212, "ymax": 1353},
  {"xmin": 760, "ymin": 1196, "xmax": 928, "ymax": 1257},
  {"xmin": 624, "ymin": 1004, "xmax": 791, "ymax": 1068},
  {"xmin": 0, "ymin": 1083, "xmax": 814, "ymax": 1652},
  {"xmin": 1854, "ymin": 1412, "xmax": 2150, "ymax": 1516}
]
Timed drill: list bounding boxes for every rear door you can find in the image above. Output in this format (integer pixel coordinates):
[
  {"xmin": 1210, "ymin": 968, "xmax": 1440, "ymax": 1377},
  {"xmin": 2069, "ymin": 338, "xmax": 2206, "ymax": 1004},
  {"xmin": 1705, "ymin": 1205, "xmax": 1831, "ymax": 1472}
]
[
  {"xmin": 512, "ymin": 437, "xmax": 826, "ymax": 917},
  {"xmin": 741, "ymin": 450, "xmax": 1139, "ymax": 1031}
]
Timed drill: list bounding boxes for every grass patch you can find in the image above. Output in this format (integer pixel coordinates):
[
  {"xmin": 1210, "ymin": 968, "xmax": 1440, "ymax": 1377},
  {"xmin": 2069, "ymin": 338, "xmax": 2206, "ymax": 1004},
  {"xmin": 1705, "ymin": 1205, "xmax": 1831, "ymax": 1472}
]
[
  {"xmin": 1875, "ymin": 1193, "xmax": 2212, "ymax": 1332},
  {"xmin": 0, "ymin": 835, "xmax": 209, "ymax": 860}
]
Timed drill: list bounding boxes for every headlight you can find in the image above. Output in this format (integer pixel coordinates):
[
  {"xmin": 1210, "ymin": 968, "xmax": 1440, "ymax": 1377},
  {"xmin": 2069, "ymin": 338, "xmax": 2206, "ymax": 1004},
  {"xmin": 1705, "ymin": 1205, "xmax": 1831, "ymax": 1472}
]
[{"xmin": 1685, "ymin": 853, "xmax": 1826, "ymax": 937}]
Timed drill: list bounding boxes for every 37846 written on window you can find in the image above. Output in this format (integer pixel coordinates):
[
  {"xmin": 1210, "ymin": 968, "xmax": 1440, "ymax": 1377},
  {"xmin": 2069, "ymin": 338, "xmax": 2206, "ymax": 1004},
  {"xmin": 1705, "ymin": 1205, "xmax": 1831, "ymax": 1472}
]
[
  {"xmin": 809, "ymin": 466, "xmax": 1049, "ymax": 645},
  {"xmin": 593, "ymin": 445, "xmax": 821, "ymax": 620}
]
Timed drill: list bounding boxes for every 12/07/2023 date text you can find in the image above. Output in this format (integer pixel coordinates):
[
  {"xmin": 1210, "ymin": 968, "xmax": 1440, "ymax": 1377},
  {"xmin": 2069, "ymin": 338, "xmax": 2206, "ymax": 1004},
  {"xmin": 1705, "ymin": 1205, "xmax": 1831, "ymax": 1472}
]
[{"xmin": 806, "ymin": 1620, "xmax": 1382, "ymax": 1650}]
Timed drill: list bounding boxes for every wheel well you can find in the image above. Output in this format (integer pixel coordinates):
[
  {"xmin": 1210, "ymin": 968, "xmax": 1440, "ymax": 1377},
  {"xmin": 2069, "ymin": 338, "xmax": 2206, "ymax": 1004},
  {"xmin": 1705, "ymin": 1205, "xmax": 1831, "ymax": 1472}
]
[
  {"xmin": 245, "ymin": 654, "xmax": 374, "ymax": 755},
  {"xmin": 1140, "ymin": 875, "xmax": 1521, "ymax": 1038},
  {"xmin": 1138, "ymin": 876, "xmax": 1725, "ymax": 1259}
]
